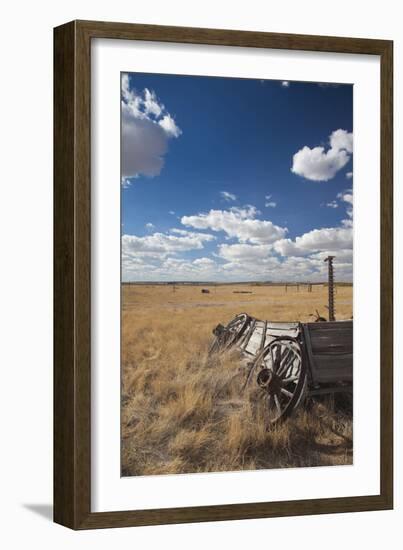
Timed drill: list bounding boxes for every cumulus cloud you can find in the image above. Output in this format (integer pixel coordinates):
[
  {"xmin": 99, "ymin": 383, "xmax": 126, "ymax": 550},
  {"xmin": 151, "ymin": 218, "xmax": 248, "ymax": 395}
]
[
  {"xmin": 274, "ymin": 226, "xmax": 352, "ymax": 257},
  {"xmin": 218, "ymin": 243, "xmax": 273, "ymax": 262},
  {"xmin": 121, "ymin": 74, "xmax": 182, "ymax": 182},
  {"xmin": 193, "ymin": 257, "xmax": 216, "ymax": 268},
  {"xmin": 281, "ymin": 81, "xmax": 290, "ymax": 87},
  {"xmin": 181, "ymin": 206, "xmax": 287, "ymax": 245},
  {"xmin": 145, "ymin": 222, "xmax": 155, "ymax": 230},
  {"xmin": 346, "ymin": 171, "xmax": 353, "ymax": 179},
  {"xmin": 291, "ymin": 129, "xmax": 353, "ymax": 182},
  {"xmin": 122, "ymin": 230, "xmax": 215, "ymax": 259},
  {"xmin": 158, "ymin": 114, "xmax": 182, "ymax": 137},
  {"xmin": 220, "ymin": 191, "xmax": 237, "ymax": 202},
  {"xmin": 310, "ymin": 249, "xmax": 353, "ymax": 263},
  {"xmin": 337, "ymin": 188, "xmax": 353, "ymax": 227},
  {"xmin": 330, "ymin": 129, "xmax": 353, "ymax": 154},
  {"xmin": 122, "ymin": 231, "xmax": 353, "ymax": 283}
]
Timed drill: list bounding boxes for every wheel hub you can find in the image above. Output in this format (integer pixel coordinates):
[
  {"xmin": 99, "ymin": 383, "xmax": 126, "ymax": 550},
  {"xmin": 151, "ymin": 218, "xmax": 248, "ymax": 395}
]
[{"xmin": 257, "ymin": 368, "xmax": 283, "ymax": 394}]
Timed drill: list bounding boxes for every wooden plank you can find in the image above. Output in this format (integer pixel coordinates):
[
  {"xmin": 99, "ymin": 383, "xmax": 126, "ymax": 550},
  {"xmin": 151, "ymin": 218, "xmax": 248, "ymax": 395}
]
[
  {"xmin": 312, "ymin": 344, "xmax": 352, "ymax": 354},
  {"xmin": 267, "ymin": 322, "xmax": 300, "ymax": 330},
  {"xmin": 308, "ymin": 325, "xmax": 352, "ymax": 354},
  {"xmin": 310, "ymin": 354, "xmax": 352, "ymax": 383},
  {"xmin": 245, "ymin": 329, "xmax": 263, "ymax": 355},
  {"xmin": 302, "ymin": 324, "xmax": 318, "ymax": 382},
  {"xmin": 309, "ymin": 332, "xmax": 352, "ymax": 343},
  {"xmin": 312, "ymin": 370, "xmax": 353, "ymax": 384},
  {"xmin": 260, "ymin": 320, "xmax": 268, "ymax": 351},
  {"xmin": 309, "ymin": 385, "xmax": 352, "ymax": 396},
  {"xmin": 240, "ymin": 318, "xmax": 256, "ymax": 351},
  {"xmin": 307, "ymin": 321, "xmax": 353, "ymax": 331}
]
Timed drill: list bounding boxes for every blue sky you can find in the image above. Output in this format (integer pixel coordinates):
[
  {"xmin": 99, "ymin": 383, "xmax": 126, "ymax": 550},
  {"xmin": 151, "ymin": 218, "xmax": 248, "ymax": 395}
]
[{"xmin": 121, "ymin": 73, "xmax": 353, "ymax": 282}]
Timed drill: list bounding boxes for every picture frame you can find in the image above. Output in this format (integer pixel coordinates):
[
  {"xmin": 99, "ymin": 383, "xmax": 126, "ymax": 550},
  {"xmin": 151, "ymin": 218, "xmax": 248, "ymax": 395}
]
[{"xmin": 54, "ymin": 19, "xmax": 393, "ymax": 529}]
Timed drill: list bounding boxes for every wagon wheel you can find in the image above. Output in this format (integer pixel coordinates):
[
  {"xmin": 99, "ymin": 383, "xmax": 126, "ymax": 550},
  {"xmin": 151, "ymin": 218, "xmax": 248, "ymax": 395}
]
[
  {"xmin": 225, "ymin": 313, "xmax": 251, "ymax": 348},
  {"xmin": 210, "ymin": 313, "xmax": 251, "ymax": 354},
  {"xmin": 245, "ymin": 336, "xmax": 307, "ymax": 423}
]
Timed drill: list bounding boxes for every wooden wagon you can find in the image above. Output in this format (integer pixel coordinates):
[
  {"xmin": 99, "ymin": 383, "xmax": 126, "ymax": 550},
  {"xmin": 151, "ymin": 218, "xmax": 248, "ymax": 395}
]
[{"xmin": 210, "ymin": 313, "xmax": 353, "ymax": 423}]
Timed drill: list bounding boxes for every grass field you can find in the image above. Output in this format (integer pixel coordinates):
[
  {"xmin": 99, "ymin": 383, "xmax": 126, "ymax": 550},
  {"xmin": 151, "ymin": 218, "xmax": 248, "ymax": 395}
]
[{"xmin": 122, "ymin": 283, "xmax": 353, "ymax": 476}]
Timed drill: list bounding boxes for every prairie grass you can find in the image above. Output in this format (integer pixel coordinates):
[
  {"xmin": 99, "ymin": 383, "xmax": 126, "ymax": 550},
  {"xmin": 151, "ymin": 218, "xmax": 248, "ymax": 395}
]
[{"xmin": 122, "ymin": 284, "xmax": 353, "ymax": 476}]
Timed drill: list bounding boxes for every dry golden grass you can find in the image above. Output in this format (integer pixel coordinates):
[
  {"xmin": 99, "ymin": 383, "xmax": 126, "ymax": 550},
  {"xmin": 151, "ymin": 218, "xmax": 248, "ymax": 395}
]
[{"xmin": 122, "ymin": 283, "xmax": 353, "ymax": 476}]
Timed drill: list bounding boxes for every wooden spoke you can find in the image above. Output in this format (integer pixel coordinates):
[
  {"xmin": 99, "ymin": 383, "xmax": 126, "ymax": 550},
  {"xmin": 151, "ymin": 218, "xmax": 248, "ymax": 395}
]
[
  {"xmin": 270, "ymin": 345, "xmax": 276, "ymax": 370},
  {"xmin": 267, "ymin": 393, "xmax": 272, "ymax": 411},
  {"xmin": 282, "ymin": 376, "xmax": 299, "ymax": 384},
  {"xmin": 280, "ymin": 388, "xmax": 294, "ymax": 399},
  {"xmin": 274, "ymin": 394, "xmax": 282, "ymax": 415},
  {"xmin": 273, "ymin": 344, "xmax": 282, "ymax": 373},
  {"xmin": 277, "ymin": 348, "xmax": 294, "ymax": 376}
]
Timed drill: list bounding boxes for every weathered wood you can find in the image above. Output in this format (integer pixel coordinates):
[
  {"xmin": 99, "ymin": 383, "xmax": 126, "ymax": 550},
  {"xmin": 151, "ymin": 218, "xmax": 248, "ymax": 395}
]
[
  {"xmin": 307, "ymin": 321, "xmax": 353, "ymax": 331},
  {"xmin": 309, "ymin": 385, "xmax": 353, "ymax": 396},
  {"xmin": 240, "ymin": 318, "xmax": 257, "ymax": 351},
  {"xmin": 303, "ymin": 322, "xmax": 353, "ymax": 385},
  {"xmin": 260, "ymin": 320, "xmax": 268, "ymax": 351},
  {"xmin": 241, "ymin": 321, "xmax": 300, "ymax": 356}
]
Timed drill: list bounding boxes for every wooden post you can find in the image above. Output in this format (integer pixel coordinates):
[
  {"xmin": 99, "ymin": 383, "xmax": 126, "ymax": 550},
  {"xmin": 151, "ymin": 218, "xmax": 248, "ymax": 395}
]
[{"xmin": 324, "ymin": 256, "xmax": 335, "ymax": 321}]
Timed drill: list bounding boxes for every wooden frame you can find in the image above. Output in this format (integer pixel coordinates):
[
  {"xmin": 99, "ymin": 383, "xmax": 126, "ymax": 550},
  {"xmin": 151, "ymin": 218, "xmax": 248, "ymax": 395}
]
[{"xmin": 54, "ymin": 20, "xmax": 393, "ymax": 530}]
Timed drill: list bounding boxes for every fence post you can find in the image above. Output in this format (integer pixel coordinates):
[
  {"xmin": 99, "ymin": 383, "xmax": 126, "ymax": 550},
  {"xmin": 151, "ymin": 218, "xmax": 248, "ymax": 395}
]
[{"xmin": 324, "ymin": 256, "xmax": 335, "ymax": 321}]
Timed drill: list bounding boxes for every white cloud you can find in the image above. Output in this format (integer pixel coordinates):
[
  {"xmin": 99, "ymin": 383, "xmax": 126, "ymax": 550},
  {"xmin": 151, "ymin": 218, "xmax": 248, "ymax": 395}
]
[
  {"xmin": 218, "ymin": 243, "xmax": 273, "ymax": 262},
  {"xmin": 145, "ymin": 222, "xmax": 155, "ymax": 230},
  {"xmin": 291, "ymin": 129, "xmax": 353, "ymax": 182},
  {"xmin": 121, "ymin": 75, "xmax": 182, "ymax": 182},
  {"xmin": 274, "ymin": 226, "xmax": 352, "ymax": 257},
  {"xmin": 295, "ymin": 226, "xmax": 352, "ymax": 251},
  {"xmin": 337, "ymin": 190, "xmax": 353, "ymax": 205},
  {"xmin": 158, "ymin": 114, "xmax": 182, "ymax": 138},
  {"xmin": 169, "ymin": 210, "xmax": 176, "ymax": 215},
  {"xmin": 309, "ymin": 249, "xmax": 353, "ymax": 263},
  {"xmin": 281, "ymin": 81, "xmax": 290, "ymax": 87},
  {"xmin": 337, "ymin": 189, "xmax": 353, "ymax": 227},
  {"xmin": 326, "ymin": 201, "xmax": 338, "ymax": 208},
  {"xmin": 193, "ymin": 257, "xmax": 216, "ymax": 268},
  {"xmin": 143, "ymin": 88, "xmax": 163, "ymax": 117},
  {"xmin": 330, "ymin": 129, "xmax": 353, "ymax": 154},
  {"xmin": 264, "ymin": 195, "xmax": 276, "ymax": 207},
  {"xmin": 273, "ymin": 238, "xmax": 306, "ymax": 257},
  {"xmin": 181, "ymin": 206, "xmax": 287, "ymax": 244},
  {"xmin": 346, "ymin": 171, "xmax": 353, "ymax": 179},
  {"xmin": 122, "ymin": 235, "xmax": 353, "ymax": 283},
  {"xmin": 122, "ymin": 230, "xmax": 215, "ymax": 259},
  {"xmin": 220, "ymin": 191, "xmax": 237, "ymax": 202}
]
